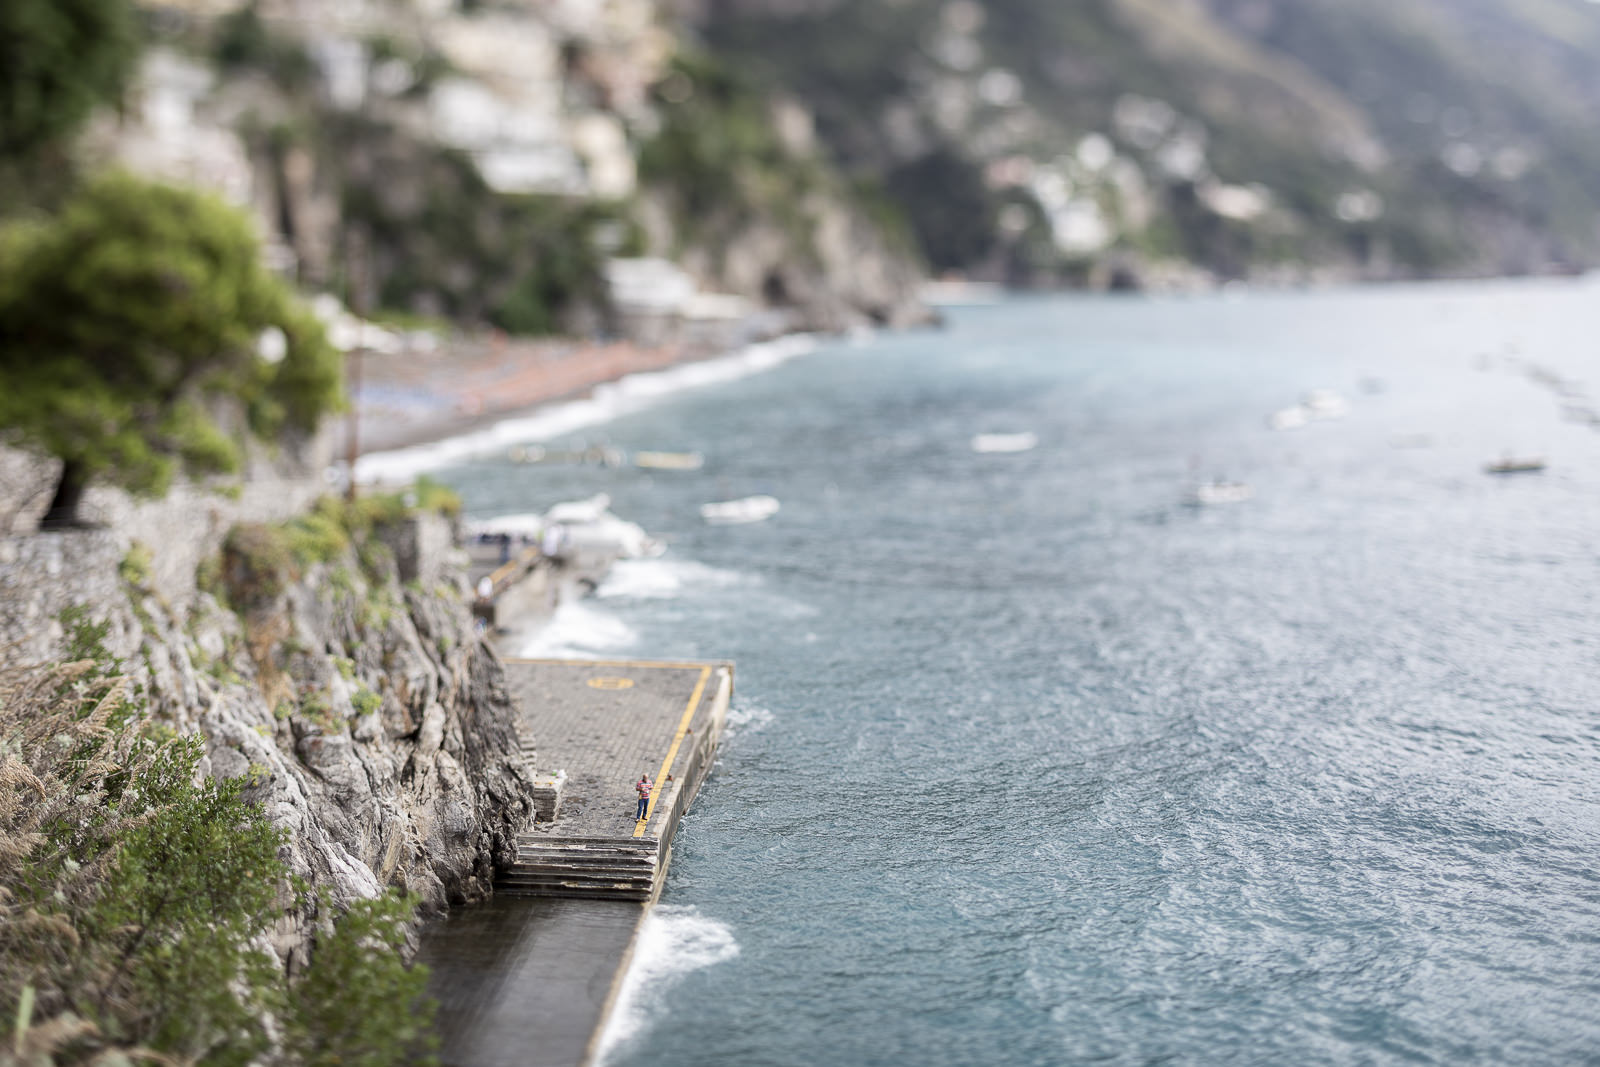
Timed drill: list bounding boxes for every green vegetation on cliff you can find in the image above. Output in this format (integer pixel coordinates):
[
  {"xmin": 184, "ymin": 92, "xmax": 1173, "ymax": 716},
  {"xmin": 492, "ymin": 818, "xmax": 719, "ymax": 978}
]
[
  {"xmin": 0, "ymin": 0, "xmax": 139, "ymax": 204},
  {"xmin": 326, "ymin": 116, "xmax": 625, "ymax": 335},
  {"xmin": 697, "ymin": 0, "xmax": 1600, "ymax": 281},
  {"xmin": 0, "ymin": 616, "xmax": 436, "ymax": 1066},
  {"xmin": 640, "ymin": 53, "xmax": 827, "ymax": 251},
  {"xmin": 637, "ymin": 50, "xmax": 925, "ymax": 322}
]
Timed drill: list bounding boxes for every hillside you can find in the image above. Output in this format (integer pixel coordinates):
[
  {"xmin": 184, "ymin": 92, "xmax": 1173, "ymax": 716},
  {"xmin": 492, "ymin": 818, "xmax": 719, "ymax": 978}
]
[
  {"xmin": 63, "ymin": 0, "xmax": 926, "ymax": 340},
  {"xmin": 689, "ymin": 0, "xmax": 1600, "ymax": 285}
]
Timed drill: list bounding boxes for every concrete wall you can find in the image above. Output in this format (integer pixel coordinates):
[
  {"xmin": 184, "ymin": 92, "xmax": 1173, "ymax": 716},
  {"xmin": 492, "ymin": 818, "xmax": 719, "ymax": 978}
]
[
  {"xmin": 0, "ymin": 429, "xmax": 332, "ymax": 608},
  {"xmin": 0, "ymin": 529, "xmax": 143, "ymax": 667},
  {"xmin": 379, "ymin": 512, "xmax": 458, "ymax": 587}
]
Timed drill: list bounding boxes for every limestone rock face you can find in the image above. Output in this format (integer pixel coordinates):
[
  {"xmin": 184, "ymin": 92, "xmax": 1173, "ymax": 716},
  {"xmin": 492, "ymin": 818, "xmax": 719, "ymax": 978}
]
[
  {"xmin": 0, "ymin": 525, "xmax": 532, "ymax": 966},
  {"xmin": 683, "ymin": 194, "xmax": 931, "ymax": 331}
]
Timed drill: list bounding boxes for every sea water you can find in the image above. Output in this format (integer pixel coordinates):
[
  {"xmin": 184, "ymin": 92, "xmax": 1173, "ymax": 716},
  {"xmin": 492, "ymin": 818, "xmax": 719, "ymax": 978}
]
[{"xmin": 436, "ymin": 279, "xmax": 1600, "ymax": 1065}]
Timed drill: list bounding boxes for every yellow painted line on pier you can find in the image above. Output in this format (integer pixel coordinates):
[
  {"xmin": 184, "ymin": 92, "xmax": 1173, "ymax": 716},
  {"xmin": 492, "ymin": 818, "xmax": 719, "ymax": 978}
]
[{"xmin": 634, "ymin": 664, "xmax": 712, "ymax": 838}]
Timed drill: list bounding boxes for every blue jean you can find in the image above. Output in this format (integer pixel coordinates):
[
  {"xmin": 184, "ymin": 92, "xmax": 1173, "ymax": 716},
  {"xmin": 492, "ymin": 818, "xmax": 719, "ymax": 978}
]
[{"xmin": 636, "ymin": 796, "xmax": 649, "ymax": 820}]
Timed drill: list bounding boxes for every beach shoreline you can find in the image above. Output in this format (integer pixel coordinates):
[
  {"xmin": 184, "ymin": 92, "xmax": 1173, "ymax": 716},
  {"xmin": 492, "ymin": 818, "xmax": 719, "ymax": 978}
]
[
  {"xmin": 334, "ymin": 334, "xmax": 717, "ymax": 458},
  {"xmin": 348, "ymin": 332, "xmax": 820, "ymax": 485}
]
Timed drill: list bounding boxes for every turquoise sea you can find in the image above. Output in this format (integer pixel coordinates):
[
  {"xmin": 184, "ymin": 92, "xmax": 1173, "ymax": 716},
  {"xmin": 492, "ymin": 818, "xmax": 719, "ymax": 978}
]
[{"xmin": 440, "ymin": 279, "xmax": 1600, "ymax": 1065}]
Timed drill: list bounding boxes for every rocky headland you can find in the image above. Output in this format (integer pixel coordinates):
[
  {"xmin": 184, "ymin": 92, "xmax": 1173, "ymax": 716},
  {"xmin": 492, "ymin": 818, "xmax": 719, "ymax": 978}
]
[{"xmin": 0, "ymin": 475, "xmax": 533, "ymax": 977}]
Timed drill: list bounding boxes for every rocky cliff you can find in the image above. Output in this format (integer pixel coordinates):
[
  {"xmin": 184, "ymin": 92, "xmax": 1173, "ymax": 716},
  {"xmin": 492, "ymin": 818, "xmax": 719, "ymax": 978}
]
[
  {"xmin": 0, "ymin": 511, "xmax": 532, "ymax": 970},
  {"xmin": 691, "ymin": 0, "xmax": 1600, "ymax": 286},
  {"xmin": 91, "ymin": 0, "xmax": 927, "ymax": 338}
]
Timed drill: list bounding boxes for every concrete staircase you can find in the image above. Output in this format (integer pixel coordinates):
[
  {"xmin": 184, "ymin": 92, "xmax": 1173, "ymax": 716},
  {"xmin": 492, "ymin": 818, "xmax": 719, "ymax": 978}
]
[{"xmin": 500, "ymin": 835, "xmax": 661, "ymax": 901}]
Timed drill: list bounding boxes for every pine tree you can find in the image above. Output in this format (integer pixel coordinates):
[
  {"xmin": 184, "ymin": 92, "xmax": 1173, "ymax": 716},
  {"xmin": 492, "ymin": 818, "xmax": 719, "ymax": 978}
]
[{"xmin": 0, "ymin": 174, "xmax": 342, "ymax": 526}]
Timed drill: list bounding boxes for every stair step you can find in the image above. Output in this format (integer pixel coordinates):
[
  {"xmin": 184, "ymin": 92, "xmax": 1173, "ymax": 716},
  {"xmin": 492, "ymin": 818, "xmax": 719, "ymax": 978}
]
[
  {"xmin": 516, "ymin": 835, "xmax": 660, "ymax": 850},
  {"xmin": 512, "ymin": 859, "xmax": 652, "ymax": 872},
  {"xmin": 515, "ymin": 864, "xmax": 655, "ymax": 879},
  {"xmin": 499, "ymin": 870, "xmax": 649, "ymax": 889},
  {"xmin": 516, "ymin": 849, "xmax": 654, "ymax": 862},
  {"xmin": 515, "ymin": 847, "xmax": 656, "ymax": 861},
  {"xmin": 499, "ymin": 885, "xmax": 650, "ymax": 901}
]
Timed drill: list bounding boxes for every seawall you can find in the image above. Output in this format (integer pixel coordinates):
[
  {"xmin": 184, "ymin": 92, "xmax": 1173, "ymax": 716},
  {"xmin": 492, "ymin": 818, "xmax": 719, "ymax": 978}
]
[{"xmin": 421, "ymin": 659, "xmax": 734, "ymax": 1067}]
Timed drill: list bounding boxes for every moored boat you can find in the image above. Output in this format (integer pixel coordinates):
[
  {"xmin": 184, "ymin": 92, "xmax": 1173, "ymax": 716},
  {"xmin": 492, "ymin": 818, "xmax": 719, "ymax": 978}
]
[
  {"xmin": 700, "ymin": 495, "xmax": 780, "ymax": 525},
  {"xmin": 634, "ymin": 450, "xmax": 705, "ymax": 471},
  {"xmin": 1184, "ymin": 481, "xmax": 1254, "ymax": 506},
  {"xmin": 1485, "ymin": 456, "xmax": 1546, "ymax": 474},
  {"xmin": 971, "ymin": 432, "xmax": 1038, "ymax": 454}
]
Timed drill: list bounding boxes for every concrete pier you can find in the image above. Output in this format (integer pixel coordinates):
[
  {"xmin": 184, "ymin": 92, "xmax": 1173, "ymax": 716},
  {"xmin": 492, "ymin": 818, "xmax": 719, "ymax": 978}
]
[
  {"xmin": 466, "ymin": 543, "xmax": 555, "ymax": 633},
  {"xmin": 420, "ymin": 897, "xmax": 643, "ymax": 1067},
  {"xmin": 501, "ymin": 658, "xmax": 733, "ymax": 901},
  {"xmin": 421, "ymin": 657, "xmax": 733, "ymax": 1067}
]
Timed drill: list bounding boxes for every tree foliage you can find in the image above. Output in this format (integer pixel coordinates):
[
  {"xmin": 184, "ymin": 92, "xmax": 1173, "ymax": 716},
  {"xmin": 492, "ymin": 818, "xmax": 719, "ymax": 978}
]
[
  {"xmin": 286, "ymin": 894, "xmax": 439, "ymax": 1066},
  {"xmin": 0, "ymin": 0, "xmax": 138, "ymax": 162},
  {"xmin": 0, "ymin": 174, "xmax": 342, "ymax": 524},
  {"xmin": 0, "ymin": 613, "xmax": 437, "ymax": 1065}
]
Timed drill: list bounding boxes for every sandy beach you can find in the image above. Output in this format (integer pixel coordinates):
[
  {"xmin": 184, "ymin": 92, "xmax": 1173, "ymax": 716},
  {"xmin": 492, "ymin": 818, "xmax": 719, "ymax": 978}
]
[{"xmin": 334, "ymin": 334, "xmax": 708, "ymax": 458}]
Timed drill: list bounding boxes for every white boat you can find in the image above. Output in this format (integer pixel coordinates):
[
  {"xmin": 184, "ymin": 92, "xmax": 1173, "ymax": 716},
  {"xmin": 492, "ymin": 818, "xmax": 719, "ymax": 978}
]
[
  {"xmin": 1270, "ymin": 389, "xmax": 1347, "ymax": 430},
  {"xmin": 1268, "ymin": 406, "xmax": 1309, "ymax": 431},
  {"xmin": 1184, "ymin": 481, "xmax": 1254, "ymax": 506},
  {"xmin": 700, "ymin": 495, "xmax": 780, "ymax": 525},
  {"xmin": 1484, "ymin": 456, "xmax": 1546, "ymax": 474},
  {"xmin": 546, "ymin": 493, "xmax": 612, "ymax": 524},
  {"xmin": 1303, "ymin": 389, "xmax": 1349, "ymax": 420},
  {"xmin": 465, "ymin": 512, "xmax": 545, "ymax": 540},
  {"xmin": 634, "ymin": 450, "xmax": 705, "ymax": 471},
  {"xmin": 971, "ymin": 432, "xmax": 1038, "ymax": 454},
  {"xmin": 562, "ymin": 515, "xmax": 664, "ymax": 558}
]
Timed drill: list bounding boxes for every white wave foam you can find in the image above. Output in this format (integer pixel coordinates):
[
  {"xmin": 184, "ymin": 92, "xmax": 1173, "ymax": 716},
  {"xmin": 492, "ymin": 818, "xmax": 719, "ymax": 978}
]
[
  {"xmin": 519, "ymin": 601, "xmax": 637, "ymax": 658},
  {"xmin": 597, "ymin": 558, "xmax": 750, "ymax": 600},
  {"xmin": 354, "ymin": 334, "xmax": 817, "ymax": 485},
  {"xmin": 722, "ymin": 704, "xmax": 774, "ymax": 740},
  {"xmin": 596, "ymin": 906, "xmax": 740, "ymax": 1064}
]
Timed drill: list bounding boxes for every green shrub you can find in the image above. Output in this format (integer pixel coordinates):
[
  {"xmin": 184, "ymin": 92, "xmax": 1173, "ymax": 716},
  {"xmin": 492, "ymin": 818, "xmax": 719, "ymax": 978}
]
[
  {"xmin": 299, "ymin": 689, "xmax": 336, "ymax": 731},
  {"xmin": 1, "ymin": 648, "xmax": 439, "ymax": 1064},
  {"xmin": 285, "ymin": 893, "xmax": 439, "ymax": 1066},
  {"xmin": 354, "ymin": 476, "xmax": 463, "ymax": 529},
  {"xmin": 221, "ymin": 523, "xmax": 293, "ymax": 607},
  {"xmin": 117, "ymin": 542, "xmax": 153, "ymax": 589},
  {"xmin": 351, "ymin": 687, "xmax": 381, "ymax": 718},
  {"xmin": 1, "ymin": 664, "xmax": 282, "ymax": 1063},
  {"xmin": 284, "ymin": 497, "xmax": 352, "ymax": 566}
]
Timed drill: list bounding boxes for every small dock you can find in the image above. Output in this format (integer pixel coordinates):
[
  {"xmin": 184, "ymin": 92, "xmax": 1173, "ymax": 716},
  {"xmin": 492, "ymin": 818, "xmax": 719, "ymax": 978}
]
[
  {"xmin": 421, "ymin": 657, "xmax": 733, "ymax": 1067},
  {"xmin": 466, "ymin": 541, "xmax": 554, "ymax": 632},
  {"xmin": 500, "ymin": 658, "xmax": 733, "ymax": 901}
]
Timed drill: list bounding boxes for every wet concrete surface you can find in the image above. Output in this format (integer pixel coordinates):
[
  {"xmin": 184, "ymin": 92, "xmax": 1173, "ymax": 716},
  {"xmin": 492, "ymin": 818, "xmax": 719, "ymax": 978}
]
[
  {"xmin": 503, "ymin": 660, "xmax": 719, "ymax": 840},
  {"xmin": 419, "ymin": 896, "xmax": 645, "ymax": 1067}
]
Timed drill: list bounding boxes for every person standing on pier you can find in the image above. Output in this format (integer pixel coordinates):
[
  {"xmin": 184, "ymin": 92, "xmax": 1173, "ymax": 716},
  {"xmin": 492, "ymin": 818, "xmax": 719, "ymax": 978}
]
[{"xmin": 635, "ymin": 773, "xmax": 653, "ymax": 821}]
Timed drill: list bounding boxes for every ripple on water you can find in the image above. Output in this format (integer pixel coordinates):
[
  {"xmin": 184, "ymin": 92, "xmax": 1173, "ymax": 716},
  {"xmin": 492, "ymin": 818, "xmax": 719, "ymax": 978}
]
[{"xmin": 443, "ymin": 283, "xmax": 1600, "ymax": 1065}]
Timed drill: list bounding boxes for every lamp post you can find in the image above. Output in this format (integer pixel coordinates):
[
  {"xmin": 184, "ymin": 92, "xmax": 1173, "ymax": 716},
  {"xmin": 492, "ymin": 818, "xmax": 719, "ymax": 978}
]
[{"xmin": 345, "ymin": 226, "xmax": 368, "ymax": 502}]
